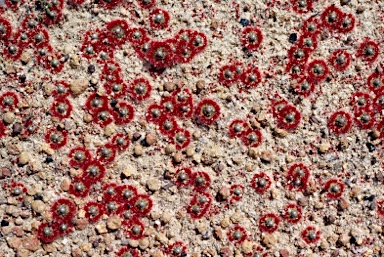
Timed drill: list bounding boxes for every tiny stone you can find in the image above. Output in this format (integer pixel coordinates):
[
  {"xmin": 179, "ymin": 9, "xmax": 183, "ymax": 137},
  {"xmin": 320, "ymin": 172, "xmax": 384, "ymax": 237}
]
[
  {"xmin": 196, "ymin": 80, "xmax": 206, "ymax": 91},
  {"xmin": 338, "ymin": 198, "xmax": 349, "ymax": 210},
  {"xmin": 262, "ymin": 233, "xmax": 277, "ymax": 248},
  {"xmin": 289, "ymin": 33, "xmax": 297, "ymax": 43},
  {"xmin": 218, "ymin": 186, "xmax": 230, "ymax": 200},
  {"xmin": 18, "ymin": 152, "xmax": 30, "ymax": 165},
  {"xmin": 106, "ymin": 215, "xmax": 122, "ymax": 230},
  {"xmin": 280, "ymin": 249, "xmax": 290, "ymax": 257},
  {"xmin": 146, "ymin": 132, "xmax": 158, "ymax": 146},
  {"xmin": 165, "ymin": 144, "xmax": 176, "ymax": 155},
  {"xmin": 147, "ymin": 179, "xmax": 161, "ymax": 191},
  {"xmin": 239, "ymin": 18, "xmax": 250, "ymax": 27},
  {"xmin": 173, "ymin": 151, "xmax": 184, "ymax": 163},
  {"xmin": 122, "ymin": 167, "xmax": 133, "ymax": 178},
  {"xmin": 88, "ymin": 65, "xmax": 96, "ymax": 74},
  {"xmin": 70, "ymin": 78, "xmax": 88, "ymax": 96},
  {"xmin": 132, "ymin": 133, "xmax": 142, "ymax": 141},
  {"xmin": 12, "ymin": 122, "xmax": 22, "ymax": 136},
  {"xmin": 220, "ymin": 218, "xmax": 230, "ymax": 228},
  {"xmin": 164, "ymin": 82, "xmax": 175, "ymax": 92},
  {"xmin": 139, "ymin": 238, "xmax": 149, "ymax": 250},
  {"xmin": 3, "ymin": 112, "xmax": 15, "ymax": 124},
  {"xmin": 318, "ymin": 142, "xmax": 330, "ymax": 153},
  {"xmin": 31, "ymin": 200, "xmax": 46, "ymax": 214},
  {"xmin": 84, "ymin": 113, "xmax": 93, "ymax": 123},
  {"xmin": 95, "ymin": 223, "xmax": 108, "ymax": 234},
  {"xmin": 241, "ymin": 240, "xmax": 253, "ymax": 254},
  {"xmin": 366, "ymin": 142, "xmax": 375, "ymax": 152},
  {"xmin": 134, "ymin": 145, "xmax": 144, "ymax": 156}
]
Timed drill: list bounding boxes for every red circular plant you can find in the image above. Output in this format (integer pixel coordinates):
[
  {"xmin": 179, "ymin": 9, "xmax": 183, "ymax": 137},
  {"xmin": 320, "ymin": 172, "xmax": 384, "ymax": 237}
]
[
  {"xmin": 3, "ymin": 41, "xmax": 24, "ymax": 61},
  {"xmin": 288, "ymin": 45, "xmax": 310, "ymax": 64},
  {"xmin": 301, "ymin": 226, "xmax": 321, "ymax": 244},
  {"xmin": 45, "ymin": 128, "xmax": 68, "ymax": 149},
  {"xmin": 146, "ymin": 104, "xmax": 164, "ymax": 124},
  {"xmin": 96, "ymin": 144, "xmax": 117, "ymax": 163},
  {"xmin": 171, "ymin": 128, "xmax": 191, "ymax": 150},
  {"xmin": 50, "ymin": 98, "xmax": 73, "ymax": 119},
  {"xmin": 191, "ymin": 171, "xmax": 211, "ymax": 192},
  {"xmin": 94, "ymin": 107, "xmax": 114, "ymax": 127},
  {"xmin": 103, "ymin": 80, "xmax": 127, "ymax": 98},
  {"xmin": 111, "ymin": 133, "xmax": 130, "ymax": 152},
  {"xmin": 37, "ymin": 222, "xmax": 59, "ymax": 244},
  {"xmin": 146, "ymin": 40, "xmax": 174, "ymax": 68},
  {"xmin": 52, "ymin": 81, "xmax": 70, "ymax": 98},
  {"xmin": 292, "ymin": 77, "xmax": 315, "ymax": 97},
  {"xmin": 0, "ymin": 17, "xmax": 12, "ymax": 40},
  {"xmin": 112, "ymin": 102, "xmax": 135, "ymax": 125},
  {"xmin": 373, "ymin": 92, "xmax": 384, "ymax": 113},
  {"xmin": 105, "ymin": 19, "xmax": 130, "ymax": 46},
  {"xmin": 51, "ymin": 198, "xmax": 77, "ymax": 223},
  {"xmin": 187, "ymin": 191, "xmax": 212, "ymax": 219},
  {"xmin": 241, "ymin": 26, "xmax": 263, "ymax": 51},
  {"xmin": 69, "ymin": 176, "xmax": 91, "ymax": 198},
  {"xmin": 131, "ymin": 194, "xmax": 153, "ymax": 216},
  {"xmin": 320, "ymin": 6, "xmax": 343, "ymax": 31},
  {"xmin": 188, "ymin": 31, "xmax": 208, "ymax": 54},
  {"xmin": 242, "ymin": 66, "xmax": 262, "ymax": 88},
  {"xmin": 103, "ymin": 183, "xmax": 119, "ymax": 202},
  {"xmin": 174, "ymin": 167, "xmax": 193, "ymax": 188},
  {"xmin": 328, "ymin": 110, "xmax": 352, "ymax": 134},
  {"xmin": 282, "ymin": 203, "xmax": 302, "ymax": 224},
  {"xmin": 302, "ymin": 16, "xmax": 321, "ymax": 37},
  {"xmin": 357, "ymin": 40, "xmax": 380, "ymax": 63},
  {"xmin": 117, "ymin": 247, "xmax": 140, "ymax": 257},
  {"xmin": 0, "ymin": 123, "xmax": 7, "ymax": 138},
  {"xmin": 127, "ymin": 27, "xmax": 148, "ymax": 47},
  {"xmin": 167, "ymin": 241, "xmax": 187, "ymax": 257},
  {"xmin": 82, "ymin": 160, "xmax": 106, "ymax": 183},
  {"xmin": 276, "ymin": 105, "xmax": 301, "ymax": 131},
  {"xmin": 149, "ymin": 8, "xmax": 170, "ymax": 29},
  {"xmin": 84, "ymin": 201, "xmax": 105, "ymax": 223},
  {"xmin": 323, "ymin": 178, "xmax": 344, "ymax": 199},
  {"xmin": 258, "ymin": 213, "xmax": 280, "ymax": 233},
  {"xmin": 0, "ymin": 91, "xmax": 19, "ymax": 111},
  {"xmin": 251, "ymin": 172, "xmax": 271, "ymax": 194},
  {"xmin": 118, "ymin": 205, "xmax": 134, "ymax": 225},
  {"xmin": 124, "ymin": 217, "xmax": 145, "ymax": 240},
  {"xmin": 159, "ymin": 115, "xmax": 178, "ymax": 136},
  {"xmin": 116, "ymin": 184, "xmax": 138, "ymax": 204},
  {"xmin": 286, "ymin": 163, "xmax": 310, "ymax": 192},
  {"xmin": 100, "ymin": 60, "xmax": 122, "ymax": 83},
  {"xmin": 354, "ymin": 108, "xmax": 375, "ymax": 130},
  {"xmin": 228, "ymin": 119, "xmax": 248, "ymax": 138},
  {"xmin": 241, "ymin": 128, "xmax": 262, "ymax": 148},
  {"xmin": 172, "ymin": 88, "xmax": 194, "ymax": 118},
  {"xmin": 227, "ymin": 225, "xmax": 247, "ymax": 245},
  {"xmin": 306, "ymin": 59, "xmax": 329, "ymax": 83},
  {"xmin": 85, "ymin": 93, "xmax": 109, "ymax": 114},
  {"xmin": 338, "ymin": 13, "xmax": 355, "ymax": 33},
  {"xmin": 129, "ymin": 78, "xmax": 152, "ymax": 101},
  {"xmin": 329, "ymin": 50, "xmax": 351, "ymax": 71},
  {"xmin": 161, "ymin": 96, "xmax": 176, "ymax": 116},
  {"xmin": 291, "ymin": 0, "xmax": 313, "ymax": 14},
  {"xmin": 195, "ymin": 99, "xmax": 221, "ymax": 125},
  {"xmin": 97, "ymin": 0, "xmax": 124, "ymax": 9},
  {"xmin": 218, "ymin": 63, "xmax": 241, "ymax": 86},
  {"xmin": 229, "ymin": 184, "xmax": 244, "ymax": 203},
  {"xmin": 367, "ymin": 72, "xmax": 384, "ymax": 93}
]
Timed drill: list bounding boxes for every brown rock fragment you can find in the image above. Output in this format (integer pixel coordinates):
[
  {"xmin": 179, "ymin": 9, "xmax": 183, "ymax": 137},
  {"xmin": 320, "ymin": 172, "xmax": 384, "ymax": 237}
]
[{"xmin": 70, "ymin": 78, "xmax": 88, "ymax": 96}]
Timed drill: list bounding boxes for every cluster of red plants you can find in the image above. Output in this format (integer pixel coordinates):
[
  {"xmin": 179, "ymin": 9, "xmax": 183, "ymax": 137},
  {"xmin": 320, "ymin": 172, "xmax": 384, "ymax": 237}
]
[
  {"xmin": 218, "ymin": 61, "xmax": 262, "ymax": 90},
  {"xmin": 271, "ymin": 95, "xmax": 302, "ymax": 131},
  {"xmin": 228, "ymin": 119, "xmax": 263, "ymax": 148}
]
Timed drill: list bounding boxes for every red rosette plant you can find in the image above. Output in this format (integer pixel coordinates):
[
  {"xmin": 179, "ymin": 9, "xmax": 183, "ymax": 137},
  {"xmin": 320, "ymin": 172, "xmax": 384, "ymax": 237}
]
[
  {"xmin": 146, "ymin": 104, "xmax": 164, "ymax": 124},
  {"xmin": 174, "ymin": 167, "xmax": 193, "ymax": 188},
  {"xmin": 85, "ymin": 93, "xmax": 109, "ymax": 114},
  {"xmin": 68, "ymin": 147, "xmax": 91, "ymax": 169},
  {"xmin": 84, "ymin": 201, "xmax": 105, "ymax": 223},
  {"xmin": 301, "ymin": 226, "xmax": 321, "ymax": 244},
  {"xmin": 42, "ymin": 0, "xmax": 64, "ymax": 26},
  {"xmin": 306, "ymin": 59, "xmax": 329, "ymax": 83},
  {"xmin": 103, "ymin": 79, "xmax": 127, "ymax": 98},
  {"xmin": 170, "ymin": 128, "xmax": 191, "ymax": 150},
  {"xmin": 286, "ymin": 163, "xmax": 310, "ymax": 192},
  {"xmin": 37, "ymin": 222, "xmax": 60, "ymax": 244},
  {"xmin": 288, "ymin": 45, "xmax": 310, "ymax": 64},
  {"xmin": 146, "ymin": 40, "xmax": 174, "ymax": 68},
  {"xmin": 82, "ymin": 160, "xmax": 106, "ymax": 183},
  {"xmin": 286, "ymin": 60, "xmax": 305, "ymax": 79},
  {"xmin": 131, "ymin": 194, "xmax": 153, "ymax": 216},
  {"xmin": 51, "ymin": 198, "xmax": 77, "ymax": 223},
  {"xmin": 0, "ymin": 17, "xmax": 12, "ymax": 41},
  {"xmin": 159, "ymin": 115, "xmax": 178, "ymax": 136},
  {"xmin": 69, "ymin": 176, "xmax": 91, "ymax": 197},
  {"xmin": 3, "ymin": 40, "xmax": 23, "ymax": 61},
  {"xmin": 227, "ymin": 226, "xmax": 247, "ymax": 245},
  {"xmin": 100, "ymin": 60, "xmax": 122, "ymax": 84},
  {"xmin": 354, "ymin": 108, "xmax": 375, "ymax": 129},
  {"xmin": 373, "ymin": 92, "xmax": 384, "ymax": 113},
  {"xmin": 8, "ymin": 181, "xmax": 27, "ymax": 200},
  {"xmin": 338, "ymin": 13, "xmax": 355, "ymax": 33},
  {"xmin": 251, "ymin": 172, "xmax": 271, "ymax": 194},
  {"xmin": 0, "ymin": 91, "xmax": 19, "ymax": 111},
  {"xmin": 298, "ymin": 33, "xmax": 318, "ymax": 53},
  {"xmin": 377, "ymin": 199, "xmax": 384, "ymax": 217},
  {"xmin": 241, "ymin": 26, "xmax": 263, "ymax": 51},
  {"xmin": 320, "ymin": 6, "xmax": 343, "ymax": 31},
  {"xmin": 105, "ymin": 19, "xmax": 130, "ymax": 46},
  {"xmin": 302, "ymin": 16, "xmax": 321, "ymax": 37},
  {"xmin": 125, "ymin": 217, "xmax": 145, "ymax": 240},
  {"xmin": 118, "ymin": 205, "xmax": 134, "ymax": 225},
  {"xmin": 329, "ymin": 50, "xmax": 351, "ymax": 71},
  {"xmin": 150, "ymin": 8, "xmax": 170, "ymax": 30},
  {"xmin": 110, "ymin": 101, "xmax": 135, "ymax": 124},
  {"xmin": 367, "ymin": 72, "xmax": 384, "ymax": 93},
  {"xmin": 271, "ymin": 98, "xmax": 289, "ymax": 118},
  {"xmin": 30, "ymin": 28, "xmax": 50, "ymax": 48},
  {"xmin": 41, "ymin": 52, "xmax": 65, "ymax": 73},
  {"xmin": 55, "ymin": 220, "xmax": 74, "ymax": 237},
  {"xmin": 292, "ymin": 77, "xmax": 315, "ymax": 97},
  {"xmin": 96, "ymin": 144, "xmax": 116, "ymax": 164},
  {"xmin": 241, "ymin": 128, "xmax": 262, "ymax": 148},
  {"xmin": 187, "ymin": 191, "xmax": 212, "ymax": 219},
  {"xmin": 229, "ymin": 184, "xmax": 244, "ymax": 203},
  {"xmin": 167, "ymin": 241, "xmax": 187, "ymax": 257},
  {"xmin": 160, "ymin": 96, "xmax": 176, "ymax": 116},
  {"xmin": 228, "ymin": 119, "xmax": 248, "ymax": 138},
  {"xmin": 291, "ymin": 0, "xmax": 313, "ymax": 14},
  {"xmin": 35, "ymin": 43, "xmax": 54, "ymax": 65},
  {"xmin": 50, "ymin": 98, "xmax": 72, "ymax": 119},
  {"xmin": 195, "ymin": 99, "xmax": 221, "ymax": 125},
  {"xmin": 323, "ymin": 178, "xmax": 344, "ymax": 199},
  {"xmin": 93, "ymin": 107, "xmax": 114, "ymax": 127},
  {"xmin": 23, "ymin": 118, "xmax": 41, "ymax": 136},
  {"xmin": 282, "ymin": 203, "xmax": 302, "ymax": 224},
  {"xmin": 129, "ymin": 78, "xmax": 152, "ymax": 101},
  {"xmin": 111, "ymin": 133, "xmax": 130, "ymax": 152},
  {"xmin": 357, "ymin": 40, "xmax": 380, "ymax": 63},
  {"xmin": 218, "ymin": 63, "xmax": 241, "ymax": 86},
  {"xmin": 52, "ymin": 81, "xmax": 70, "ymax": 98},
  {"xmin": 191, "ymin": 171, "xmax": 211, "ymax": 192},
  {"xmin": 103, "ymin": 183, "xmax": 119, "ymax": 203},
  {"xmin": 138, "ymin": 0, "xmax": 156, "ymax": 9},
  {"xmin": 188, "ymin": 31, "xmax": 208, "ymax": 55},
  {"xmin": 117, "ymin": 247, "xmax": 140, "ymax": 257},
  {"xmin": 14, "ymin": 30, "xmax": 32, "ymax": 49},
  {"xmin": 116, "ymin": 184, "xmax": 138, "ymax": 204},
  {"xmin": 258, "ymin": 213, "xmax": 280, "ymax": 233},
  {"xmin": 127, "ymin": 27, "xmax": 148, "ymax": 47},
  {"xmin": 45, "ymin": 128, "xmax": 68, "ymax": 149},
  {"xmin": 276, "ymin": 105, "xmax": 301, "ymax": 131},
  {"xmin": 242, "ymin": 66, "xmax": 262, "ymax": 88},
  {"xmin": 328, "ymin": 110, "xmax": 353, "ymax": 134},
  {"xmin": 172, "ymin": 88, "xmax": 194, "ymax": 118}
]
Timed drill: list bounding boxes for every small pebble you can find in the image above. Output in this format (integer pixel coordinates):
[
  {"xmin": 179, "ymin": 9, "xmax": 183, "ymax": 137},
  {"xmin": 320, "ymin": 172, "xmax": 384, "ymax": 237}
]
[
  {"xmin": 70, "ymin": 77, "xmax": 88, "ymax": 96},
  {"xmin": 239, "ymin": 18, "xmax": 250, "ymax": 27},
  {"xmin": 147, "ymin": 179, "xmax": 161, "ymax": 191},
  {"xmin": 134, "ymin": 145, "xmax": 143, "ymax": 156},
  {"xmin": 288, "ymin": 33, "xmax": 297, "ymax": 43},
  {"xmin": 106, "ymin": 216, "xmax": 121, "ymax": 230},
  {"xmin": 366, "ymin": 142, "xmax": 375, "ymax": 152},
  {"xmin": 31, "ymin": 200, "xmax": 46, "ymax": 214},
  {"xmin": 145, "ymin": 132, "xmax": 158, "ymax": 146},
  {"xmin": 3, "ymin": 112, "xmax": 15, "ymax": 124}
]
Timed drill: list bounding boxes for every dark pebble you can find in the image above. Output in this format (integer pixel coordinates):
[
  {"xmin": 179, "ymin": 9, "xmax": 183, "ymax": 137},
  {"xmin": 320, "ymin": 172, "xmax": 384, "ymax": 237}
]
[
  {"xmin": 88, "ymin": 65, "xmax": 96, "ymax": 74},
  {"xmin": 45, "ymin": 157, "xmax": 54, "ymax": 163},
  {"xmin": 132, "ymin": 133, "xmax": 142, "ymax": 141},
  {"xmin": 366, "ymin": 142, "xmax": 375, "ymax": 152},
  {"xmin": 19, "ymin": 74, "xmax": 26, "ymax": 83},
  {"xmin": 289, "ymin": 33, "xmax": 297, "ymax": 43},
  {"xmin": 12, "ymin": 122, "xmax": 22, "ymax": 136},
  {"xmin": 364, "ymin": 195, "xmax": 375, "ymax": 201},
  {"xmin": 34, "ymin": 195, "xmax": 43, "ymax": 201},
  {"xmin": 369, "ymin": 202, "xmax": 376, "ymax": 210},
  {"xmin": 110, "ymin": 100, "xmax": 118, "ymax": 107},
  {"xmin": 350, "ymin": 236, "xmax": 357, "ymax": 244},
  {"xmin": 1, "ymin": 220, "xmax": 9, "ymax": 226},
  {"xmin": 239, "ymin": 18, "xmax": 250, "ymax": 27}
]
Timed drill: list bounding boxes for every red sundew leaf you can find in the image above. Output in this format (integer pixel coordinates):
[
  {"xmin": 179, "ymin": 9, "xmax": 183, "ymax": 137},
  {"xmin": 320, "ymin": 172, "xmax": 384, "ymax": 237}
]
[
  {"xmin": 111, "ymin": 133, "xmax": 130, "ymax": 152},
  {"xmin": 118, "ymin": 205, "xmax": 135, "ymax": 225},
  {"xmin": 37, "ymin": 222, "xmax": 60, "ymax": 244},
  {"xmin": 291, "ymin": 0, "xmax": 313, "ymax": 14},
  {"xmin": 84, "ymin": 201, "xmax": 105, "ymax": 223},
  {"xmin": 103, "ymin": 79, "xmax": 128, "ymax": 98},
  {"xmin": 34, "ymin": 43, "xmax": 54, "ymax": 65},
  {"xmin": 102, "ymin": 183, "xmax": 119, "ymax": 203},
  {"xmin": 337, "ymin": 13, "xmax": 355, "ymax": 33},
  {"xmin": 160, "ymin": 96, "xmax": 176, "ymax": 116},
  {"xmin": 23, "ymin": 117, "xmax": 41, "ymax": 136},
  {"xmin": 172, "ymin": 88, "xmax": 194, "ymax": 118},
  {"xmin": 191, "ymin": 171, "xmax": 211, "ymax": 192},
  {"xmin": 0, "ymin": 17, "xmax": 12, "ymax": 41},
  {"xmin": 96, "ymin": 143, "xmax": 116, "ymax": 164},
  {"xmin": 377, "ymin": 199, "xmax": 384, "ymax": 217},
  {"xmin": 357, "ymin": 40, "xmax": 380, "ymax": 63},
  {"xmin": 116, "ymin": 184, "xmax": 138, "ymax": 204},
  {"xmin": 134, "ymin": 41, "xmax": 151, "ymax": 60},
  {"xmin": 149, "ymin": 8, "xmax": 170, "ymax": 30},
  {"xmin": 145, "ymin": 40, "xmax": 175, "ymax": 68},
  {"xmin": 292, "ymin": 77, "xmax": 316, "ymax": 97},
  {"xmin": 245, "ymin": 246, "xmax": 267, "ymax": 257},
  {"xmin": 241, "ymin": 128, "xmax": 262, "ymax": 148},
  {"xmin": 167, "ymin": 241, "xmax": 187, "ymax": 257},
  {"xmin": 159, "ymin": 115, "xmax": 178, "ymax": 136},
  {"xmin": 297, "ymin": 33, "xmax": 318, "ymax": 53},
  {"xmin": 41, "ymin": 52, "xmax": 65, "ymax": 73},
  {"xmin": 105, "ymin": 19, "xmax": 130, "ymax": 46},
  {"xmin": 129, "ymin": 78, "xmax": 152, "ymax": 101},
  {"xmin": 367, "ymin": 72, "xmax": 384, "ymax": 93},
  {"xmin": 9, "ymin": 182, "xmax": 28, "ymax": 196},
  {"xmin": 55, "ymin": 220, "xmax": 74, "ymax": 236},
  {"xmin": 227, "ymin": 225, "xmax": 247, "ymax": 245},
  {"xmin": 0, "ymin": 91, "xmax": 19, "ymax": 111},
  {"xmin": 100, "ymin": 60, "xmax": 122, "ymax": 83},
  {"xmin": 52, "ymin": 80, "xmax": 71, "ymax": 98},
  {"xmin": 288, "ymin": 45, "xmax": 310, "ymax": 65},
  {"xmin": 373, "ymin": 92, "xmax": 384, "ymax": 113},
  {"xmin": 286, "ymin": 60, "xmax": 306, "ymax": 79},
  {"xmin": 131, "ymin": 194, "xmax": 153, "ymax": 216},
  {"xmin": 320, "ymin": 6, "xmax": 344, "ymax": 31},
  {"xmin": 68, "ymin": 0, "xmax": 86, "ymax": 4},
  {"xmin": 127, "ymin": 27, "xmax": 148, "ymax": 47},
  {"xmin": 328, "ymin": 50, "xmax": 351, "ymax": 71},
  {"xmin": 328, "ymin": 110, "xmax": 353, "ymax": 134},
  {"xmin": 117, "ymin": 247, "xmax": 140, "ymax": 257},
  {"xmin": 218, "ymin": 63, "xmax": 242, "ymax": 86},
  {"xmin": 138, "ymin": 0, "xmax": 156, "ymax": 9},
  {"xmin": 354, "ymin": 108, "xmax": 375, "ymax": 130},
  {"xmin": 241, "ymin": 66, "xmax": 262, "ymax": 88},
  {"xmin": 195, "ymin": 99, "xmax": 221, "ymax": 125},
  {"xmin": 241, "ymin": 26, "xmax": 263, "ymax": 51},
  {"xmin": 301, "ymin": 226, "xmax": 321, "ymax": 244},
  {"xmin": 276, "ymin": 105, "xmax": 301, "ymax": 131},
  {"xmin": 50, "ymin": 97, "xmax": 73, "ymax": 119},
  {"xmin": 258, "ymin": 213, "xmax": 280, "ymax": 233},
  {"xmin": 93, "ymin": 107, "xmax": 114, "ymax": 127},
  {"xmin": 271, "ymin": 98, "xmax": 289, "ymax": 118},
  {"xmin": 14, "ymin": 30, "xmax": 32, "ymax": 49},
  {"xmin": 82, "ymin": 160, "xmax": 106, "ymax": 183},
  {"xmin": 286, "ymin": 163, "xmax": 310, "ymax": 192},
  {"xmin": 30, "ymin": 27, "xmax": 50, "ymax": 48},
  {"xmin": 302, "ymin": 16, "xmax": 321, "ymax": 37},
  {"xmin": 174, "ymin": 167, "xmax": 193, "ymax": 188},
  {"xmin": 187, "ymin": 191, "xmax": 212, "ymax": 219},
  {"xmin": 228, "ymin": 119, "xmax": 248, "ymax": 138},
  {"xmin": 85, "ymin": 93, "xmax": 109, "ymax": 114},
  {"xmin": 229, "ymin": 184, "xmax": 244, "ymax": 203},
  {"xmin": 81, "ymin": 40, "xmax": 99, "ymax": 60},
  {"xmin": 251, "ymin": 172, "xmax": 271, "ymax": 194},
  {"xmin": 306, "ymin": 59, "xmax": 329, "ymax": 83},
  {"xmin": 188, "ymin": 31, "xmax": 208, "ymax": 55},
  {"xmin": 170, "ymin": 128, "xmax": 191, "ymax": 150},
  {"xmin": 146, "ymin": 104, "xmax": 164, "ymax": 124},
  {"xmin": 3, "ymin": 40, "xmax": 24, "ymax": 61},
  {"xmin": 349, "ymin": 92, "xmax": 371, "ymax": 111},
  {"xmin": 45, "ymin": 128, "xmax": 68, "ymax": 149},
  {"xmin": 69, "ymin": 176, "xmax": 91, "ymax": 197},
  {"xmin": 51, "ymin": 198, "xmax": 77, "ymax": 223},
  {"xmin": 43, "ymin": 3, "xmax": 64, "ymax": 26},
  {"xmin": 125, "ymin": 217, "xmax": 145, "ymax": 240},
  {"xmin": 98, "ymin": 0, "xmax": 124, "ymax": 9},
  {"xmin": 282, "ymin": 203, "xmax": 303, "ymax": 224},
  {"xmin": 323, "ymin": 178, "xmax": 344, "ymax": 199},
  {"xmin": 68, "ymin": 147, "xmax": 92, "ymax": 169},
  {"xmin": 112, "ymin": 102, "xmax": 135, "ymax": 125}
]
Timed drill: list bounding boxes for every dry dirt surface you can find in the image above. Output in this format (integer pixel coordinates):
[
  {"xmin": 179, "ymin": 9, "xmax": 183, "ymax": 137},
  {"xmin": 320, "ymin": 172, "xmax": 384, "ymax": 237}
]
[{"xmin": 1, "ymin": 0, "xmax": 384, "ymax": 256}]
